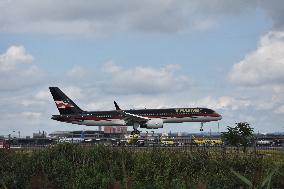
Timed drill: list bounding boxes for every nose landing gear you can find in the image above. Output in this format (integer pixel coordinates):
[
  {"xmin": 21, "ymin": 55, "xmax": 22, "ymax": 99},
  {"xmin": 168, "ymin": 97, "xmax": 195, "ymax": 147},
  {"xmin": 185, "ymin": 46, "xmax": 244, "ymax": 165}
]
[{"xmin": 200, "ymin": 122, "xmax": 204, "ymax": 132}]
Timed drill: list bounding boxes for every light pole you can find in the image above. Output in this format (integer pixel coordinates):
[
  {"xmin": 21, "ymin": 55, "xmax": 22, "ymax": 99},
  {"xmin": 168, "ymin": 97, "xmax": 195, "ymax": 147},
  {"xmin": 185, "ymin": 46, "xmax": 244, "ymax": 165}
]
[
  {"xmin": 8, "ymin": 134, "xmax": 11, "ymax": 142},
  {"xmin": 146, "ymin": 131, "xmax": 148, "ymax": 146}
]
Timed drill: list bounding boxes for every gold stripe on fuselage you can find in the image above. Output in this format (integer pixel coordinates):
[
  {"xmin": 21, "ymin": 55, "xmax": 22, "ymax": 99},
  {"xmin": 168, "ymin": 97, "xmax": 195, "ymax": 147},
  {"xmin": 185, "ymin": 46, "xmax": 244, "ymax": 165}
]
[{"xmin": 175, "ymin": 108, "xmax": 200, "ymax": 113}]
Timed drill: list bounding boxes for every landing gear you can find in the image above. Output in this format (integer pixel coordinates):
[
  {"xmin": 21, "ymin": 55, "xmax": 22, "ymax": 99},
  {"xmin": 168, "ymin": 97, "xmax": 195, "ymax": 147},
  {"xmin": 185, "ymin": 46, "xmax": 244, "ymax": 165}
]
[
  {"xmin": 131, "ymin": 122, "xmax": 141, "ymax": 135},
  {"xmin": 131, "ymin": 130, "xmax": 141, "ymax": 135},
  {"xmin": 200, "ymin": 122, "xmax": 204, "ymax": 132}
]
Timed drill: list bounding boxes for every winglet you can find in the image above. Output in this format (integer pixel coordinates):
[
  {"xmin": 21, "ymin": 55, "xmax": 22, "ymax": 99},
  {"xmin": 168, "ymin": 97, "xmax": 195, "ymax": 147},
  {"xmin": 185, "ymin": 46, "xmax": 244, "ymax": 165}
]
[{"xmin": 114, "ymin": 101, "xmax": 121, "ymax": 110}]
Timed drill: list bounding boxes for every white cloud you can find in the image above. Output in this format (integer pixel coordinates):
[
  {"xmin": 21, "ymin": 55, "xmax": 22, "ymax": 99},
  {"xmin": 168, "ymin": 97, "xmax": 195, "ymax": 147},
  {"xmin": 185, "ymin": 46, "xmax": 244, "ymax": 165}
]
[
  {"xmin": 21, "ymin": 99, "xmax": 45, "ymax": 107},
  {"xmin": 0, "ymin": 0, "xmax": 190, "ymax": 35},
  {"xmin": 102, "ymin": 62, "xmax": 191, "ymax": 94},
  {"xmin": 0, "ymin": 46, "xmax": 44, "ymax": 91},
  {"xmin": 226, "ymin": 38, "xmax": 284, "ymax": 128},
  {"xmin": 0, "ymin": 0, "xmax": 283, "ymax": 36},
  {"xmin": 230, "ymin": 31, "xmax": 284, "ymax": 86},
  {"xmin": 63, "ymin": 86, "xmax": 83, "ymax": 100},
  {"xmin": 0, "ymin": 0, "xmax": 275, "ymax": 35},
  {"xmin": 35, "ymin": 89, "xmax": 51, "ymax": 101},
  {"xmin": 228, "ymin": 30, "xmax": 284, "ymax": 130},
  {"xmin": 195, "ymin": 96, "xmax": 251, "ymax": 110},
  {"xmin": 275, "ymin": 105, "xmax": 284, "ymax": 114},
  {"xmin": 66, "ymin": 65, "xmax": 88, "ymax": 78},
  {"xmin": 0, "ymin": 46, "xmax": 33, "ymax": 72},
  {"xmin": 21, "ymin": 112, "xmax": 42, "ymax": 119},
  {"xmin": 20, "ymin": 89, "xmax": 53, "ymax": 107},
  {"xmin": 258, "ymin": 0, "xmax": 284, "ymax": 29}
]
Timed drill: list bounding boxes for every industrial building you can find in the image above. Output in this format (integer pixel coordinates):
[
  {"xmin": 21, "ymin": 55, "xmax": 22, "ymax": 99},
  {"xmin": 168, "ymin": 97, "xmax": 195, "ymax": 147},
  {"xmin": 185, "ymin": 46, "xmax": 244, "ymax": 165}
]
[{"xmin": 1, "ymin": 127, "xmax": 283, "ymax": 148}]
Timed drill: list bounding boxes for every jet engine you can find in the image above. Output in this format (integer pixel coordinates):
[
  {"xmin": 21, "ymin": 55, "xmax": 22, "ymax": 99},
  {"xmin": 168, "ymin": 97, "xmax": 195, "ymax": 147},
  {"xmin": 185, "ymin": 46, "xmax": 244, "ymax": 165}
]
[{"xmin": 141, "ymin": 118, "xmax": 163, "ymax": 129}]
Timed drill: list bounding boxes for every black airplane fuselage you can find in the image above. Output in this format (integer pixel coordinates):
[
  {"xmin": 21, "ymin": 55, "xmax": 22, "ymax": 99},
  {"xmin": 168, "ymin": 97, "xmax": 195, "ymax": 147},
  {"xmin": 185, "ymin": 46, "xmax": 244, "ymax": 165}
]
[
  {"xmin": 49, "ymin": 87, "xmax": 222, "ymax": 129},
  {"xmin": 52, "ymin": 107, "xmax": 222, "ymax": 126}
]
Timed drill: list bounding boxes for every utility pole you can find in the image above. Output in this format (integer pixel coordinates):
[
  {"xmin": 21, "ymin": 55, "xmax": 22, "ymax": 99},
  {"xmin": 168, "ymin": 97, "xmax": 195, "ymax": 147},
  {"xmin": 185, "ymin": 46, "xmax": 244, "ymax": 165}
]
[
  {"xmin": 8, "ymin": 134, "xmax": 11, "ymax": 142},
  {"xmin": 146, "ymin": 131, "xmax": 148, "ymax": 146}
]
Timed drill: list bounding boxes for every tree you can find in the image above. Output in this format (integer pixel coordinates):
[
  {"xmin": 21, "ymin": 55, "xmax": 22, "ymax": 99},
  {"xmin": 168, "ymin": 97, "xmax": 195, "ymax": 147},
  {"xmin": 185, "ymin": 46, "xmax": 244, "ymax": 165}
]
[{"xmin": 221, "ymin": 122, "xmax": 254, "ymax": 152}]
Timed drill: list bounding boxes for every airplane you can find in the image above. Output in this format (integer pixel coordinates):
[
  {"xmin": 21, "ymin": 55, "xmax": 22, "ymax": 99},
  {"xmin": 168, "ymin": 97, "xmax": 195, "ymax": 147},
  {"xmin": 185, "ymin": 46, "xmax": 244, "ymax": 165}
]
[{"xmin": 49, "ymin": 87, "xmax": 222, "ymax": 134}]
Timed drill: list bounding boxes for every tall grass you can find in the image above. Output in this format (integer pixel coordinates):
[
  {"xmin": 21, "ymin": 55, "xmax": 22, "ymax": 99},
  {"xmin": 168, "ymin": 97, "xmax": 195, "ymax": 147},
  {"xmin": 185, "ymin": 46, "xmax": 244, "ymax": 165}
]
[{"xmin": 0, "ymin": 144, "xmax": 283, "ymax": 189}]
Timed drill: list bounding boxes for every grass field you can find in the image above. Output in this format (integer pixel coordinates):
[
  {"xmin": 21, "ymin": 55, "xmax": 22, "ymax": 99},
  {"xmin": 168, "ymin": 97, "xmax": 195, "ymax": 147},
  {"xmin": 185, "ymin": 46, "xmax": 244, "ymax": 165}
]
[{"xmin": 0, "ymin": 144, "xmax": 283, "ymax": 189}]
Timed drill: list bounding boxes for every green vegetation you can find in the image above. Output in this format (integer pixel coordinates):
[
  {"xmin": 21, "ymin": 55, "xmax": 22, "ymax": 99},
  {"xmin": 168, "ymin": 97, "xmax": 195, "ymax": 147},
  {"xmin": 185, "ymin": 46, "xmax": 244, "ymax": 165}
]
[
  {"xmin": 231, "ymin": 167, "xmax": 279, "ymax": 189},
  {"xmin": 222, "ymin": 122, "xmax": 254, "ymax": 152},
  {"xmin": 0, "ymin": 144, "xmax": 283, "ymax": 189}
]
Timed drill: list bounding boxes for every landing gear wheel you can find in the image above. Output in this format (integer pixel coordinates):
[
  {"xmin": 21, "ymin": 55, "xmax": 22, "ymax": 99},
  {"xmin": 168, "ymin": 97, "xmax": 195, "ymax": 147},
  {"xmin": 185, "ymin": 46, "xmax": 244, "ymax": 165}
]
[{"xmin": 131, "ymin": 130, "xmax": 141, "ymax": 135}]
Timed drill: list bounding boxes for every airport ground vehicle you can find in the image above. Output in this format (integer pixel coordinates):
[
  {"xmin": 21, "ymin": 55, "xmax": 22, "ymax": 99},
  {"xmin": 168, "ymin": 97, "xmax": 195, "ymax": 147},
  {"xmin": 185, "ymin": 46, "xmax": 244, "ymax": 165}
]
[
  {"xmin": 160, "ymin": 133, "xmax": 176, "ymax": 146},
  {"xmin": 160, "ymin": 138, "xmax": 175, "ymax": 145},
  {"xmin": 192, "ymin": 136, "xmax": 223, "ymax": 146},
  {"xmin": 125, "ymin": 134, "xmax": 140, "ymax": 145}
]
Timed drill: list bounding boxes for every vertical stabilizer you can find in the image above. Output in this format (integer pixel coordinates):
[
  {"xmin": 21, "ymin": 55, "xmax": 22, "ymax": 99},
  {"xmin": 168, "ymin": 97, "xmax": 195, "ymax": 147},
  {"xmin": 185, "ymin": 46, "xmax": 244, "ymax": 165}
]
[{"xmin": 49, "ymin": 87, "xmax": 84, "ymax": 115}]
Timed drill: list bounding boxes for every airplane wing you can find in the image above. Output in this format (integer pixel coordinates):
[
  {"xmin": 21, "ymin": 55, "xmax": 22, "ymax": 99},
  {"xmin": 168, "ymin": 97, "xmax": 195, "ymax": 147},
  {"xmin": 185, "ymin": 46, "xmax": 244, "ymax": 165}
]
[{"xmin": 114, "ymin": 101, "xmax": 149, "ymax": 124}]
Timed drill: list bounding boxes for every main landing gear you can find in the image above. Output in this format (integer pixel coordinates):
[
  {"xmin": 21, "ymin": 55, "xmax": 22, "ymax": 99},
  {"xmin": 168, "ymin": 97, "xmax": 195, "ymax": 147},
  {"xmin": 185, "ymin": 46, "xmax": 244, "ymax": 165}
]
[
  {"xmin": 131, "ymin": 122, "xmax": 141, "ymax": 135},
  {"xmin": 131, "ymin": 130, "xmax": 141, "ymax": 135},
  {"xmin": 200, "ymin": 122, "xmax": 204, "ymax": 132}
]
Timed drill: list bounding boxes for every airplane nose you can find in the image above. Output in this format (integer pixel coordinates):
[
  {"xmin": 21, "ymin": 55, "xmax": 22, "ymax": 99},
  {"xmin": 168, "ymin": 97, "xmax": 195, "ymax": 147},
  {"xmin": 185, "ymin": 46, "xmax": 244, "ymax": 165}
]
[{"xmin": 218, "ymin": 114, "xmax": 222, "ymax": 120}]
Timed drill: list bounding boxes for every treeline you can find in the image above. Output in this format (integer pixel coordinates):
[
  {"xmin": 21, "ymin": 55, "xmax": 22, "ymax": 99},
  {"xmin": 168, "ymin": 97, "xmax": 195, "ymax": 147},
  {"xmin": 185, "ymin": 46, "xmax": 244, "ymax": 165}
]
[{"xmin": 0, "ymin": 144, "xmax": 283, "ymax": 189}]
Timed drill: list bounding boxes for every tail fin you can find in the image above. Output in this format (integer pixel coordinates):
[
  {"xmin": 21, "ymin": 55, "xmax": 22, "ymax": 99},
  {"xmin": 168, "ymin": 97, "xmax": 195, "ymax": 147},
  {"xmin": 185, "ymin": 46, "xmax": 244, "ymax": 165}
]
[{"xmin": 49, "ymin": 87, "xmax": 84, "ymax": 115}]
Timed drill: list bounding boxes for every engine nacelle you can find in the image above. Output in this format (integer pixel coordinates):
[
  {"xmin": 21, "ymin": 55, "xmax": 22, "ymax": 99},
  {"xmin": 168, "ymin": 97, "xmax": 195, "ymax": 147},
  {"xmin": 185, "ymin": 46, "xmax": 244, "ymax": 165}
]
[{"xmin": 141, "ymin": 118, "xmax": 163, "ymax": 129}]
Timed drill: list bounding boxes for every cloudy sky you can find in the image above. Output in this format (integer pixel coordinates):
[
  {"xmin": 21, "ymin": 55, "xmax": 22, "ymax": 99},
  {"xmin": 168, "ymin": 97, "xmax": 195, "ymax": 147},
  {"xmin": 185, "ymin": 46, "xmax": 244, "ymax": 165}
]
[{"xmin": 1, "ymin": 0, "xmax": 284, "ymax": 136}]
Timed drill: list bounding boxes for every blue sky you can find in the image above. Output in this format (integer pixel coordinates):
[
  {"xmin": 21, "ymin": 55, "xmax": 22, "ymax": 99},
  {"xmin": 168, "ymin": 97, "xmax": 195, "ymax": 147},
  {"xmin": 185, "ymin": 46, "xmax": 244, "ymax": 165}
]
[{"xmin": 1, "ymin": 0, "xmax": 284, "ymax": 136}]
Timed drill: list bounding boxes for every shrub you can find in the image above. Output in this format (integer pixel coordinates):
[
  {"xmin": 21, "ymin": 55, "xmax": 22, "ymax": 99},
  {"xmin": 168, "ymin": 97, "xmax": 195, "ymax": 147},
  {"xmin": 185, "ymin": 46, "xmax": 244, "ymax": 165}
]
[{"xmin": 0, "ymin": 144, "xmax": 283, "ymax": 188}]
